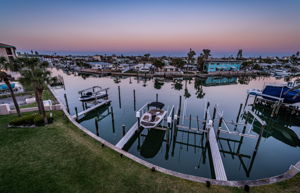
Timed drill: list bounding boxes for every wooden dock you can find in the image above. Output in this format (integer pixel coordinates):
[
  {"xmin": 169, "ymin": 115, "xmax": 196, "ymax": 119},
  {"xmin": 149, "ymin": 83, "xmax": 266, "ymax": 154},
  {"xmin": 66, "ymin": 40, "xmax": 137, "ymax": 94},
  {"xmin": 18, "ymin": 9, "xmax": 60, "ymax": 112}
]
[
  {"xmin": 72, "ymin": 100, "xmax": 111, "ymax": 119},
  {"xmin": 207, "ymin": 122, "xmax": 228, "ymax": 181},
  {"xmin": 116, "ymin": 122, "xmax": 139, "ymax": 149}
]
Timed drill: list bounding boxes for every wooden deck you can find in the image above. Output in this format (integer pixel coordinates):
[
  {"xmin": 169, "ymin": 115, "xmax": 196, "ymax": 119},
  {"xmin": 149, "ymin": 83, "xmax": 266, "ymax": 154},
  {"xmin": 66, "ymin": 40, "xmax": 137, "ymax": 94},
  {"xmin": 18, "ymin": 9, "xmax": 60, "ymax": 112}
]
[
  {"xmin": 72, "ymin": 100, "xmax": 110, "ymax": 119},
  {"xmin": 116, "ymin": 122, "xmax": 139, "ymax": 149},
  {"xmin": 208, "ymin": 123, "xmax": 228, "ymax": 181}
]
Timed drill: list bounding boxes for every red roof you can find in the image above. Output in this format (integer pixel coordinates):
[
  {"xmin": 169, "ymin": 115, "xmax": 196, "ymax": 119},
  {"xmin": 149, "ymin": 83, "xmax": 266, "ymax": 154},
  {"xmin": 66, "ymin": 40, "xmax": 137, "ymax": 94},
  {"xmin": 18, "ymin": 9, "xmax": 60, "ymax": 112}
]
[{"xmin": 0, "ymin": 43, "xmax": 16, "ymax": 48}]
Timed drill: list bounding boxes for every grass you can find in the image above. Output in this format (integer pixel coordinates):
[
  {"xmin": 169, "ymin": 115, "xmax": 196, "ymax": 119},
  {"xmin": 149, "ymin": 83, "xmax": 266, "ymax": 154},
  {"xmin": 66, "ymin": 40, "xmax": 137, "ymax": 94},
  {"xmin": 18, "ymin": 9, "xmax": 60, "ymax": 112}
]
[{"xmin": 0, "ymin": 111, "xmax": 299, "ymax": 193}]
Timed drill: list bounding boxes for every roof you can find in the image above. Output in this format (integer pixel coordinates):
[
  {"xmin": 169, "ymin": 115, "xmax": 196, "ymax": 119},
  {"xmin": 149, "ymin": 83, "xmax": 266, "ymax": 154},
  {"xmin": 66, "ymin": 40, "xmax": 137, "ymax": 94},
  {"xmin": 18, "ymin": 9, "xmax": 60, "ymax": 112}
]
[
  {"xmin": 205, "ymin": 59, "xmax": 242, "ymax": 63},
  {"xmin": 148, "ymin": 102, "xmax": 164, "ymax": 109},
  {"xmin": 0, "ymin": 43, "xmax": 16, "ymax": 48}
]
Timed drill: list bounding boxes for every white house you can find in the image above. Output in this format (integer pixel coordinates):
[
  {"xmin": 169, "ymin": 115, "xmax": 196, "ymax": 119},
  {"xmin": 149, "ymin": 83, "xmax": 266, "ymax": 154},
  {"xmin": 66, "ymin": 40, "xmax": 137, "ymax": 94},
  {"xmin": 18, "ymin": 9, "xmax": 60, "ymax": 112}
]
[{"xmin": 89, "ymin": 62, "xmax": 112, "ymax": 70}]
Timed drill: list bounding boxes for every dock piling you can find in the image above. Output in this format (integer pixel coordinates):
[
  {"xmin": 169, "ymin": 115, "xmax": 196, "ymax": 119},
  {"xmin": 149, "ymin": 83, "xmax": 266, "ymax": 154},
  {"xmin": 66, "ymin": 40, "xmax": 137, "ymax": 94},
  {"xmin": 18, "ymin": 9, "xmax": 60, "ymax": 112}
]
[
  {"xmin": 118, "ymin": 86, "xmax": 121, "ymax": 108},
  {"xmin": 122, "ymin": 124, "xmax": 126, "ymax": 136},
  {"xmin": 75, "ymin": 107, "xmax": 78, "ymax": 119},
  {"xmin": 64, "ymin": 93, "xmax": 70, "ymax": 113},
  {"xmin": 95, "ymin": 118, "xmax": 99, "ymax": 136},
  {"xmin": 133, "ymin": 89, "xmax": 136, "ymax": 111}
]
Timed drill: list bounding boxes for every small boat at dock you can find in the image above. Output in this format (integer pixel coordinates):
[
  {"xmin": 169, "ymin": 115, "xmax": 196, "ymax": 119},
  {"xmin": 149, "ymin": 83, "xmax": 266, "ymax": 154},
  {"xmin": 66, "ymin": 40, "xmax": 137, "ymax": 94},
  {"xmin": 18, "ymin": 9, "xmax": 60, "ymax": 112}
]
[
  {"xmin": 140, "ymin": 102, "xmax": 167, "ymax": 129},
  {"xmin": 79, "ymin": 86, "xmax": 108, "ymax": 102}
]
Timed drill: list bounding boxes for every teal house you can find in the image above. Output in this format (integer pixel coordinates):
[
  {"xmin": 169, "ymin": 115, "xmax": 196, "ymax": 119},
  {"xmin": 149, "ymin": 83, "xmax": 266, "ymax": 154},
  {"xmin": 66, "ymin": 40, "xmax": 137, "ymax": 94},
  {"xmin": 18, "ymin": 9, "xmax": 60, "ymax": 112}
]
[{"xmin": 204, "ymin": 60, "xmax": 242, "ymax": 73}]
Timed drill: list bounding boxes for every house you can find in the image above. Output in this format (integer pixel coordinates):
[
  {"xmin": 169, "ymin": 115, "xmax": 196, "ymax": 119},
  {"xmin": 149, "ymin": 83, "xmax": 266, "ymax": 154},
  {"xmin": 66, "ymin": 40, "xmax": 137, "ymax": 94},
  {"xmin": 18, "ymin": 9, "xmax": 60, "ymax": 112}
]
[
  {"xmin": 204, "ymin": 59, "xmax": 242, "ymax": 73},
  {"xmin": 89, "ymin": 62, "xmax": 112, "ymax": 70},
  {"xmin": 134, "ymin": 63, "xmax": 153, "ymax": 72},
  {"xmin": 0, "ymin": 43, "xmax": 17, "ymax": 62}
]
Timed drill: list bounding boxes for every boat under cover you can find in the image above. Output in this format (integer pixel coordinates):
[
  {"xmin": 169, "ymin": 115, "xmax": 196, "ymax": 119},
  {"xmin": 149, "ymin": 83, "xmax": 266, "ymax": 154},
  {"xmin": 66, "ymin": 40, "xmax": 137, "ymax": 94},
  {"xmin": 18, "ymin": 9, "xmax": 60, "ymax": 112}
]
[{"xmin": 262, "ymin": 85, "xmax": 300, "ymax": 104}]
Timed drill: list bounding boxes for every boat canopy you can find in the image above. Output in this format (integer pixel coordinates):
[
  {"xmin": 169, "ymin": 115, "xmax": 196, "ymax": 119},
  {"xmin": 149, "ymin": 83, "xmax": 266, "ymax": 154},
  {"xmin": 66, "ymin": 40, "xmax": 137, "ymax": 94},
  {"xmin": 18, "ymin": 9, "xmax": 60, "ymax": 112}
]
[{"xmin": 148, "ymin": 102, "xmax": 164, "ymax": 109}]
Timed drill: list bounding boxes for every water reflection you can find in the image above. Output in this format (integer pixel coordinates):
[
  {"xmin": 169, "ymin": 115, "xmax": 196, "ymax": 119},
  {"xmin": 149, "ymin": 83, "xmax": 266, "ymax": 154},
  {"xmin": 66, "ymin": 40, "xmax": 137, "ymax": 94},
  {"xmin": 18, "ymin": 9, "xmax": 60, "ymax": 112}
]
[{"xmin": 140, "ymin": 129, "xmax": 166, "ymax": 158}]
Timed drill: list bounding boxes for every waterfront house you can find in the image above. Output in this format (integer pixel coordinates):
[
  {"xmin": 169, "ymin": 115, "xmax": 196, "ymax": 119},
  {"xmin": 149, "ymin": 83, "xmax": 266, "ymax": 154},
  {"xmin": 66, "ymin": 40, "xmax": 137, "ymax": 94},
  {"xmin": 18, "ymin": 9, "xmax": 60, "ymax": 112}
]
[
  {"xmin": 89, "ymin": 62, "xmax": 112, "ymax": 70},
  {"xmin": 204, "ymin": 59, "xmax": 242, "ymax": 73},
  {"xmin": 0, "ymin": 43, "xmax": 17, "ymax": 62}
]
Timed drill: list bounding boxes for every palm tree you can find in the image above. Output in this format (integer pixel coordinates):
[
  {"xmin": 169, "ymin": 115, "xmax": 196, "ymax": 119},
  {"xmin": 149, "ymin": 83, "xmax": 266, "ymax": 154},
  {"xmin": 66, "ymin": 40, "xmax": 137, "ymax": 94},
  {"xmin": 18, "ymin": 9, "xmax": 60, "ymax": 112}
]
[
  {"xmin": 171, "ymin": 58, "xmax": 185, "ymax": 69},
  {"xmin": 153, "ymin": 59, "xmax": 164, "ymax": 70},
  {"xmin": 197, "ymin": 49, "xmax": 211, "ymax": 71},
  {"xmin": 17, "ymin": 58, "xmax": 51, "ymax": 124},
  {"xmin": 237, "ymin": 49, "xmax": 243, "ymax": 59},
  {"xmin": 0, "ymin": 57, "xmax": 22, "ymax": 116},
  {"xmin": 187, "ymin": 48, "xmax": 196, "ymax": 64}
]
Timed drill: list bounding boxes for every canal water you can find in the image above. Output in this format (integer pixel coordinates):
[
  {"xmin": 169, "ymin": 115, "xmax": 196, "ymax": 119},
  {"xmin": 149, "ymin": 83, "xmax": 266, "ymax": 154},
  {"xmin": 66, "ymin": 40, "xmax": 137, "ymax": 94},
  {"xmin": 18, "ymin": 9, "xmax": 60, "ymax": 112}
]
[{"xmin": 50, "ymin": 68, "xmax": 300, "ymax": 181}]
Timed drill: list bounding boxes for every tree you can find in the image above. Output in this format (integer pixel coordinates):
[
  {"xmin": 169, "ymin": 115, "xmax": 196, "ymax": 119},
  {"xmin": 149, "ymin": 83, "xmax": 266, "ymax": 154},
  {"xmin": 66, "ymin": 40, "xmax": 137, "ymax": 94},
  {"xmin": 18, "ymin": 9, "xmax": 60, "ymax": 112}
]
[
  {"xmin": 187, "ymin": 48, "xmax": 196, "ymax": 64},
  {"xmin": 197, "ymin": 49, "xmax": 211, "ymax": 71},
  {"xmin": 296, "ymin": 51, "xmax": 299, "ymax": 57},
  {"xmin": 154, "ymin": 79, "xmax": 164, "ymax": 90},
  {"xmin": 171, "ymin": 58, "xmax": 185, "ymax": 69},
  {"xmin": 17, "ymin": 58, "xmax": 52, "ymax": 124},
  {"xmin": 237, "ymin": 49, "xmax": 243, "ymax": 59},
  {"xmin": 202, "ymin": 49, "xmax": 211, "ymax": 59},
  {"xmin": 0, "ymin": 57, "xmax": 21, "ymax": 116},
  {"xmin": 153, "ymin": 59, "xmax": 164, "ymax": 69}
]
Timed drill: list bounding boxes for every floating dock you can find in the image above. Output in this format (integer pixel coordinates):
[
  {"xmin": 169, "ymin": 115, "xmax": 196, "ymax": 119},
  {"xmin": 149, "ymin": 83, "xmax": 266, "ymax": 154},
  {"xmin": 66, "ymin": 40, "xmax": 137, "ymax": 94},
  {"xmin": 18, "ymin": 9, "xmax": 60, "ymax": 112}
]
[
  {"xmin": 72, "ymin": 100, "xmax": 111, "ymax": 119},
  {"xmin": 116, "ymin": 122, "xmax": 139, "ymax": 149}
]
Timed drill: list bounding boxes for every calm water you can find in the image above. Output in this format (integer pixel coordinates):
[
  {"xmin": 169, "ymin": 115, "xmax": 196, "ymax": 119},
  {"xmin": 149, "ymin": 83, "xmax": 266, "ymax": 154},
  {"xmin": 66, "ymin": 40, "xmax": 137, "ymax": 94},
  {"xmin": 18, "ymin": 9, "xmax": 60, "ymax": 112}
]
[{"xmin": 51, "ymin": 68, "xmax": 300, "ymax": 181}]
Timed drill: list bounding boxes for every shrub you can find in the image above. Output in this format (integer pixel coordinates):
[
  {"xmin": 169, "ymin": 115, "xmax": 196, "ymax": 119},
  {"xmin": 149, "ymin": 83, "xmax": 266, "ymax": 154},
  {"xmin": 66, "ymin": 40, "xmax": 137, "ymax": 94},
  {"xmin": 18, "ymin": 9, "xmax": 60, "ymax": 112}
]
[
  {"xmin": 9, "ymin": 113, "xmax": 54, "ymax": 127},
  {"xmin": 9, "ymin": 114, "xmax": 37, "ymax": 126}
]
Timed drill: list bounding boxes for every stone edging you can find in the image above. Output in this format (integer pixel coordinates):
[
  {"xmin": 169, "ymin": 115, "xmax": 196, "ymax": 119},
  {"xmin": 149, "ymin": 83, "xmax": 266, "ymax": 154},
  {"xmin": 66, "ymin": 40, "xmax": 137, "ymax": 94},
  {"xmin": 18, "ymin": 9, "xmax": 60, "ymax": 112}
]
[{"xmin": 48, "ymin": 85, "xmax": 300, "ymax": 187}]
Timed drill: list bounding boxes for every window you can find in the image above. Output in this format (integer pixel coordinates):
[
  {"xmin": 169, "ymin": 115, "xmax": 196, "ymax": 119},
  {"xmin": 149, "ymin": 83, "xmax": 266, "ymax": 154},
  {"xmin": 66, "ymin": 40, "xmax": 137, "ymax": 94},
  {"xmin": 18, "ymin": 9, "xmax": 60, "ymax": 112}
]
[{"xmin": 6, "ymin": 48, "xmax": 13, "ymax": 55}]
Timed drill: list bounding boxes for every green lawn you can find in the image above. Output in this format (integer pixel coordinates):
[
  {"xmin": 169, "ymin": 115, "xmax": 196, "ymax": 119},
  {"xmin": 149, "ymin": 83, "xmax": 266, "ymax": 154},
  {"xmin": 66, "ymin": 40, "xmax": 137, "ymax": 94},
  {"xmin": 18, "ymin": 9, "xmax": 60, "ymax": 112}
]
[{"xmin": 0, "ymin": 111, "xmax": 299, "ymax": 193}]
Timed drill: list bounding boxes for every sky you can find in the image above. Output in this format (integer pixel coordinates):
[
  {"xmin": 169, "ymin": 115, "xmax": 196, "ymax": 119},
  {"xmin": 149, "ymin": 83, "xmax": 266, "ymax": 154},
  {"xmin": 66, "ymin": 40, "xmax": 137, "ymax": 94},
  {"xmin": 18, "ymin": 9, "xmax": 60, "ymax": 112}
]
[{"xmin": 0, "ymin": 0, "xmax": 300, "ymax": 57}]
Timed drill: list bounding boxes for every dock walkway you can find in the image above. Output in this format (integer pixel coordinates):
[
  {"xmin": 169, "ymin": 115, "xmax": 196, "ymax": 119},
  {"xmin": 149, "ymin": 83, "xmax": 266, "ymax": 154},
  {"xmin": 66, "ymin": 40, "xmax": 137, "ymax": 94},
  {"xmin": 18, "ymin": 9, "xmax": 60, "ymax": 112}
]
[
  {"xmin": 72, "ymin": 100, "xmax": 110, "ymax": 119},
  {"xmin": 116, "ymin": 122, "xmax": 139, "ymax": 149},
  {"xmin": 207, "ymin": 121, "xmax": 228, "ymax": 181}
]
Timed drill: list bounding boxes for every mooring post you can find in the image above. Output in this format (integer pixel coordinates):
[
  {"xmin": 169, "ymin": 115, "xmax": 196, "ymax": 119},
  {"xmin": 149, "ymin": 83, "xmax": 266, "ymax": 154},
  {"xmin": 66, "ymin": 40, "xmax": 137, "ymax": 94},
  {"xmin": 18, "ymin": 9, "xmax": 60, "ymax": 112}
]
[
  {"xmin": 118, "ymin": 85, "xmax": 121, "ymax": 108},
  {"xmin": 189, "ymin": 114, "xmax": 192, "ymax": 130},
  {"xmin": 203, "ymin": 102, "xmax": 210, "ymax": 129},
  {"xmin": 196, "ymin": 115, "xmax": 199, "ymax": 131},
  {"xmin": 178, "ymin": 95, "xmax": 182, "ymax": 117},
  {"xmin": 156, "ymin": 93, "xmax": 158, "ymax": 102},
  {"xmin": 133, "ymin": 89, "xmax": 136, "ymax": 111},
  {"xmin": 217, "ymin": 116, "xmax": 223, "ymax": 137},
  {"xmin": 122, "ymin": 124, "xmax": 126, "ymax": 136},
  {"xmin": 82, "ymin": 102, "xmax": 85, "ymax": 110},
  {"xmin": 75, "ymin": 107, "xmax": 78, "ymax": 119},
  {"xmin": 64, "ymin": 93, "xmax": 70, "ymax": 113},
  {"xmin": 212, "ymin": 105, "xmax": 217, "ymax": 123},
  {"xmin": 236, "ymin": 103, "xmax": 243, "ymax": 122},
  {"xmin": 244, "ymin": 94, "xmax": 250, "ymax": 110},
  {"xmin": 95, "ymin": 118, "xmax": 99, "ymax": 136}
]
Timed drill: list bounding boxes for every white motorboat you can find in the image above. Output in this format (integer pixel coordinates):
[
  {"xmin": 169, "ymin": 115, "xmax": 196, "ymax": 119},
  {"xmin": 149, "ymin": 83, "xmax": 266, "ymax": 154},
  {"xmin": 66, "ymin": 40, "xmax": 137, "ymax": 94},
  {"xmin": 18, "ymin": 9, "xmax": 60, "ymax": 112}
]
[{"xmin": 140, "ymin": 102, "xmax": 167, "ymax": 129}]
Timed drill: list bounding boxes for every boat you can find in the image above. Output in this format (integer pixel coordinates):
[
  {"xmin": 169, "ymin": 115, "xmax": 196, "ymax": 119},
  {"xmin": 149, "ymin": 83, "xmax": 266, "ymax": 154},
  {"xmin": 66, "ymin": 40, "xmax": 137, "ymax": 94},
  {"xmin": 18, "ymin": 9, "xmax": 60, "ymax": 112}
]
[
  {"xmin": 248, "ymin": 82, "xmax": 300, "ymax": 104},
  {"xmin": 274, "ymin": 69, "xmax": 291, "ymax": 77},
  {"xmin": 140, "ymin": 102, "xmax": 167, "ymax": 129},
  {"xmin": 79, "ymin": 86, "xmax": 108, "ymax": 102}
]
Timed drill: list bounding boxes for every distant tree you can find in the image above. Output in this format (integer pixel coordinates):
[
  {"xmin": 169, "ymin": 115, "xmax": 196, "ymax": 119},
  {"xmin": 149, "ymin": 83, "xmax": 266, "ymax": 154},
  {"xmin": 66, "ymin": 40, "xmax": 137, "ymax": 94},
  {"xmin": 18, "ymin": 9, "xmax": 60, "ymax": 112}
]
[
  {"xmin": 197, "ymin": 49, "xmax": 211, "ymax": 71},
  {"xmin": 35, "ymin": 51, "xmax": 39, "ymax": 55},
  {"xmin": 202, "ymin": 49, "xmax": 211, "ymax": 59},
  {"xmin": 237, "ymin": 49, "xmax": 243, "ymax": 59},
  {"xmin": 171, "ymin": 58, "xmax": 186, "ymax": 69},
  {"xmin": 296, "ymin": 51, "xmax": 299, "ymax": 57},
  {"xmin": 0, "ymin": 57, "xmax": 21, "ymax": 117},
  {"xmin": 153, "ymin": 59, "xmax": 165, "ymax": 69},
  {"xmin": 187, "ymin": 48, "xmax": 196, "ymax": 64}
]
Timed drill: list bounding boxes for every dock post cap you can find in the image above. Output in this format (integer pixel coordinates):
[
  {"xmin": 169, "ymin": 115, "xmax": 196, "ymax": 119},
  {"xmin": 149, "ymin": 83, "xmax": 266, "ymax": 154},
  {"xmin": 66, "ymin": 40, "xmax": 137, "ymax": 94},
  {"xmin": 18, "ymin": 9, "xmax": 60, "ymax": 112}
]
[{"xmin": 136, "ymin": 111, "xmax": 140, "ymax": 118}]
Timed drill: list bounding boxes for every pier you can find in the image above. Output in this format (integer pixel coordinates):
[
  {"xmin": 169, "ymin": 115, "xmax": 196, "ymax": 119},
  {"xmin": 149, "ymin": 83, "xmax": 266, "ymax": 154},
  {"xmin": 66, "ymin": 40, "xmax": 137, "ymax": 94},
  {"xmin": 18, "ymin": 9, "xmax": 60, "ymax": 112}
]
[
  {"xmin": 116, "ymin": 122, "xmax": 139, "ymax": 149},
  {"xmin": 207, "ymin": 120, "xmax": 227, "ymax": 181},
  {"xmin": 72, "ymin": 99, "xmax": 111, "ymax": 119}
]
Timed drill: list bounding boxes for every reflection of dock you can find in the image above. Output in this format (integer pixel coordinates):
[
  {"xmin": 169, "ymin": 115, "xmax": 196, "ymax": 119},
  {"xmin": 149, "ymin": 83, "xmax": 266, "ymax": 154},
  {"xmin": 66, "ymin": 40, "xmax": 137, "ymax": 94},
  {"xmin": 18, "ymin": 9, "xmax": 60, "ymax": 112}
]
[
  {"xmin": 116, "ymin": 122, "xmax": 139, "ymax": 149},
  {"xmin": 72, "ymin": 100, "xmax": 111, "ymax": 119}
]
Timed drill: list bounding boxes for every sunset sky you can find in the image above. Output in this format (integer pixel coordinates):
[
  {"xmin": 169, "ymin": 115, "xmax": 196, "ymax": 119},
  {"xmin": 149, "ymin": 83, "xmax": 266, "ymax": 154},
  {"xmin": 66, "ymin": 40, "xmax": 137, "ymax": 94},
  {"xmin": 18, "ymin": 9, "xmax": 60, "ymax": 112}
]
[{"xmin": 1, "ymin": 0, "xmax": 299, "ymax": 56}]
